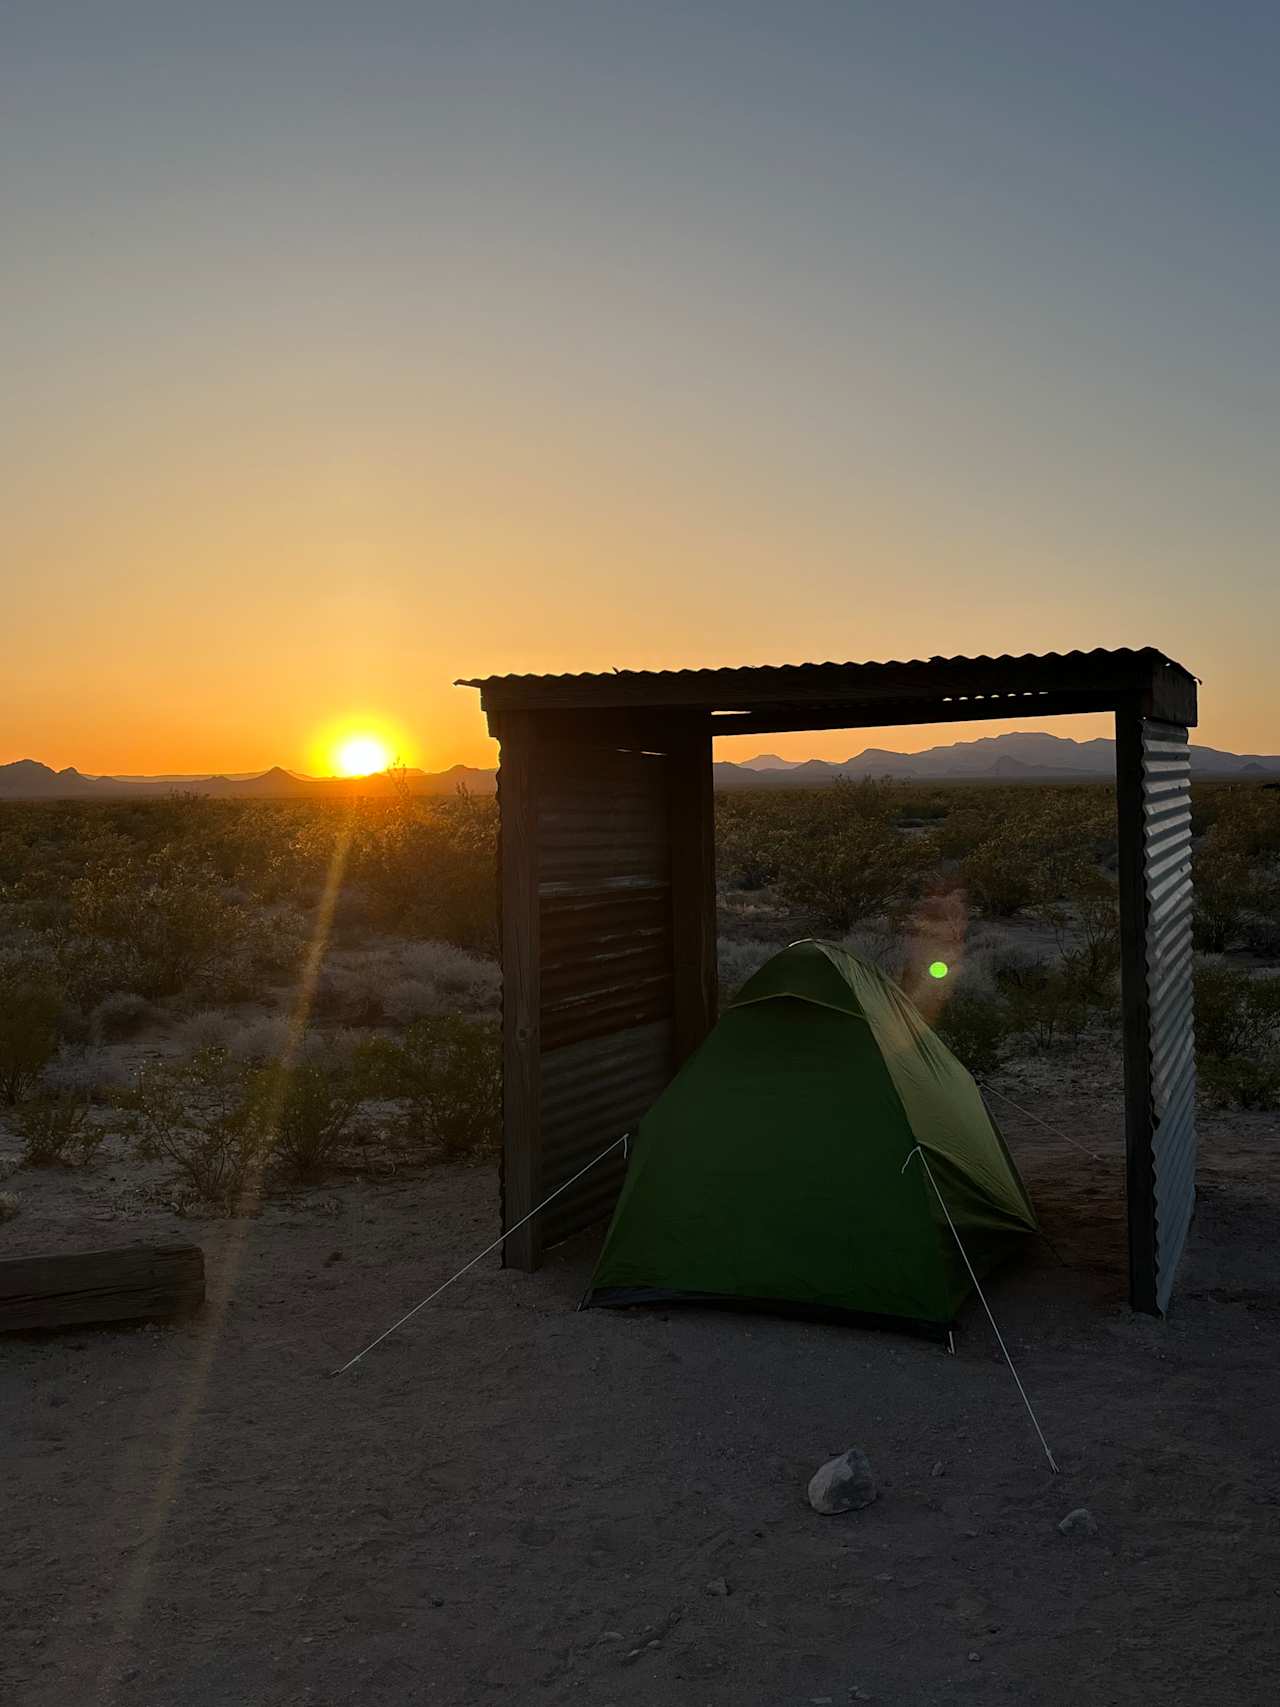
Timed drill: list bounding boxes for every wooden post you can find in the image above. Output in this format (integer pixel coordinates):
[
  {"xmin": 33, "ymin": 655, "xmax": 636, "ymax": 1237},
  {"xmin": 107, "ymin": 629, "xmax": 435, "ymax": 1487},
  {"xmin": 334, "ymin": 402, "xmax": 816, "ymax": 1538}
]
[
  {"xmin": 0, "ymin": 1243, "xmax": 204, "ymax": 1333},
  {"xmin": 495, "ymin": 711, "xmax": 542, "ymax": 1271},
  {"xmin": 1115, "ymin": 705, "xmax": 1158, "ymax": 1313},
  {"xmin": 668, "ymin": 720, "xmax": 718, "ymax": 1064}
]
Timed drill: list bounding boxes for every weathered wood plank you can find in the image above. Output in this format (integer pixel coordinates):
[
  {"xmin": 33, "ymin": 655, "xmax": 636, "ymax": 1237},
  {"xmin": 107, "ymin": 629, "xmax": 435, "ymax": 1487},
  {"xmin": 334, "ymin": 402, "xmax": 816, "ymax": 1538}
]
[
  {"xmin": 668, "ymin": 725, "xmax": 718, "ymax": 1063},
  {"xmin": 0, "ymin": 1242, "xmax": 205, "ymax": 1333},
  {"xmin": 494, "ymin": 710, "xmax": 542, "ymax": 1272}
]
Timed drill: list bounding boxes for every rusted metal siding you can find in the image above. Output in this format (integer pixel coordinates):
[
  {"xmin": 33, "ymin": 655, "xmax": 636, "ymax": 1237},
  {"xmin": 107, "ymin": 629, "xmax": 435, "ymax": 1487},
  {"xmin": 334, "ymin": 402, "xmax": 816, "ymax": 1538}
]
[
  {"xmin": 535, "ymin": 743, "xmax": 675, "ymax": 1248},
  {"xmin": 1142, "ymin": 721, "xmax": 1196, "ymax": 1311}
]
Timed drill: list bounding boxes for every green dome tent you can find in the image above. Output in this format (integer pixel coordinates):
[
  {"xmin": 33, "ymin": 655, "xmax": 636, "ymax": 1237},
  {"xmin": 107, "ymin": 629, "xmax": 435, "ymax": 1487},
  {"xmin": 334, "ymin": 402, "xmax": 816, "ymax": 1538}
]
[{"xmin": 586, "ymin": 940, "xmax": 1038, "ymax": 1336}]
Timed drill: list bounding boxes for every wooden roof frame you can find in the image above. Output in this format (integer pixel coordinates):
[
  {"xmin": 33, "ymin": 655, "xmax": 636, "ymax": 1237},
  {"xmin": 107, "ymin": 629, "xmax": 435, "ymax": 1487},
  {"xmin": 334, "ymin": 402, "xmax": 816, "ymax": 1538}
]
[{"xmin": 463, "ymin": 647, "xmax": 1199, "ymax": 1315}]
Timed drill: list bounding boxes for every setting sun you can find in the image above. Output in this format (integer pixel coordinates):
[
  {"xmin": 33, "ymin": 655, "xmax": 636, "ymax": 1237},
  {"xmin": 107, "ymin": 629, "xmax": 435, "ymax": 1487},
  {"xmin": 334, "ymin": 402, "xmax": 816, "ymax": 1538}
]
[{"xmin": 334, "ymin": 734, "xmax": 392, "ymax": 777}]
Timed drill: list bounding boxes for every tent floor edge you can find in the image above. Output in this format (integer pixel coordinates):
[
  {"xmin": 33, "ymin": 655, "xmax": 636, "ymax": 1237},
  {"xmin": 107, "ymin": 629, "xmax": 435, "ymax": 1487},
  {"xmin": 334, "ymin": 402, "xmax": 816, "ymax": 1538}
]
[{"xmin": 585, "ymin": 1286, "xmax": 955, "ymax": 1344}]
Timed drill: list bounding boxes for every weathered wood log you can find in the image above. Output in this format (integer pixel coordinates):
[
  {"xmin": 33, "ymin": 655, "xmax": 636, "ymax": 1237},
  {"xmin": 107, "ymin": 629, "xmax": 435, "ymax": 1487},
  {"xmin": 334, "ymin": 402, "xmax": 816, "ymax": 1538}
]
[{"xmin": 0, "ymin": 1242, "xmax": 204, "ymax": 1333}]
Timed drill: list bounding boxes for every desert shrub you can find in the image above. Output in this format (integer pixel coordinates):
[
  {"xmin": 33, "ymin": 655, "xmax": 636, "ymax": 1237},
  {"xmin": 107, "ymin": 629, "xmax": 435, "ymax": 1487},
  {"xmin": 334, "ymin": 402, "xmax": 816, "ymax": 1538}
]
[
  {"xmin": 42, "ymin": 1043, "xmax": 131, "ymax": 1102},
  {"xmin": 715, "ymin": 795, "xmax": 789, "ymax": 890},
  {"xmin": 68, "ymin": 860, "xmax": 250, "ymax": 998},
  {"xmin": 115, "ymin": 1048, "xmax": 265, "ymax": 1213},
  {"xmin": 398, "ymin": 941, "xmax": 500, "ymax": 1010},
  {"xmin": 838, "ymin": 923, "xmax": 909, "ymax": 982},
  {"xmin": 172, "ymin": 1009, "xmax": 238, "ymax": 1053},
  {"xmin": 994, "ymin": 958, "xmax": 1089, "ymax": 1049},
  {"xmin": 90, "ymin": 990, "xmax": 157, "ymax": 1043},
  {"xmin": 932, "ymin": 988, "xmax": 1012, "ymax": 1077},
  {"xmin": 0, "ymin": 1191, "xmax": 19, "ymax": 1222},
  {"xmin": 225, "ymin": 1014, "xmax": 293, "ymax": 1063},
  {"xmin": 381, "ymin": 977, "xmax": 441, "ymax": 1024},
  {"xmin": 16, "ymin": 1093, "xmax": 102, "ymax": 1167},
  {"xmin": 0, "ymin": 973, "xmax": 62, "ymax": 1103},
  {"xmin": 717, "ymin": 936, "xmax": 783, "ymax": 1000},
  {"xmin": 389, "ymin": 1015, "xmax": 501, "ymax": 1161},
  {"xmin": 314, "ymin": 957, "xmax": 391, "ymax": 1024},
  {"xmin": 1198, "ymin": 1052, "xmax": 1280, "ymax": 1110},
  {"xmin": 347, "ymin": 789, "xmax": 498, "ymax": 950},
  {"xmin": 1193, "ymin": 964, "xmax": 1280, "ymax": 1060},
  {"xmin": 772, "ymin": 781, "xmax": 929, "ymax": 933},
  {"xmin": 247, "ymin": 1054, "xmax": 361, "ymax": 1181},
  {"xmin": 1192, "ymin": 848, "xmax": 1261, "ymax": 953}
]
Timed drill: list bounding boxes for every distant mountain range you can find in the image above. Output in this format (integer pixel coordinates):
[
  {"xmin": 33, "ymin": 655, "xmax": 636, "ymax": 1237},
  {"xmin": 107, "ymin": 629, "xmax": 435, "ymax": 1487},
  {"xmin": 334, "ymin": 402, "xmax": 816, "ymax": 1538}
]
[
  {"xmin": 717, "ymin": 731, "xmax": 1280, "ymax": 785},
  {"xmin": 0, "ymin": 759, "xmax": 498, "ymax": 801},
  {"xmin": 4, "ymin": 731, "xmax": 1279, "ymax": 800}
]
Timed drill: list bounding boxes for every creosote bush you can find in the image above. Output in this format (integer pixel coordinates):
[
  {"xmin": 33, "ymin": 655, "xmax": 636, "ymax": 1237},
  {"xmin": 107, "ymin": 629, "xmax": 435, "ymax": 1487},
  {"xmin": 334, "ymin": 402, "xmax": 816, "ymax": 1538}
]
[
  {"xmin": 248, "ymin": 1055, "xmax": 363, "ymax": 1181},
  {"xmin": 115, "ymin": 1047, "xmax": 268, "ymax": 1213},
  {"xmin": 384, "ymin": 1015, "xmax": 501, "ymax": 1161},
  {"xmin": 772, "ymin": 781, "xmax": 930, "ymax": 933},
  {"xmin": 932, "ymin": 989, "xmax": 1011, "ymax": 1078},
  {"xmin": 0, "ymin": 972, "xmax": 62, "ymax": 1103},
  {"xmin": 16, "ymin": 1093, "xmax": 101, "ymax": 1167}
]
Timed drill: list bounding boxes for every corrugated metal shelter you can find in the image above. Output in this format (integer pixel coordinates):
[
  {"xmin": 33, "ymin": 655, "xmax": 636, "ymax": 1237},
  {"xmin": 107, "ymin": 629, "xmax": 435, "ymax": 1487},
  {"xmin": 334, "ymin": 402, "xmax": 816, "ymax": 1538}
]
[{"xmin": 460, "ymin": 648, "xmax": 1198, "ymax": 1314}]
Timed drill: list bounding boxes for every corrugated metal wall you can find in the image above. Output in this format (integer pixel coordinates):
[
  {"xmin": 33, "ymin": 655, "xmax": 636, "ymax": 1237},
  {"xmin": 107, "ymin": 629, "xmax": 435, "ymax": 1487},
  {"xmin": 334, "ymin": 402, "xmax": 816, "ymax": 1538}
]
[
  {"xmin": 535, "ymin": 742, "xmax": 675, "ymax": 1248},
  {"xmin": 1142, "ymin": 720, "xmax": 1196, "ymax": 1311}
]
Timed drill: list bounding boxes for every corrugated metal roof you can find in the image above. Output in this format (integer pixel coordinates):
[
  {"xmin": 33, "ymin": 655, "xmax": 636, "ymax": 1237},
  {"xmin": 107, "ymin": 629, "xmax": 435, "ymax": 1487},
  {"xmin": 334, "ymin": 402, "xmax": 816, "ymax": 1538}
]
[
  {"xmin": 459, "ymin": 647, "xmax": 1198, "ymax": 726},
  {"xmin": 458, "ymin": 646, "xmax": 1185, "ymax": 692}
]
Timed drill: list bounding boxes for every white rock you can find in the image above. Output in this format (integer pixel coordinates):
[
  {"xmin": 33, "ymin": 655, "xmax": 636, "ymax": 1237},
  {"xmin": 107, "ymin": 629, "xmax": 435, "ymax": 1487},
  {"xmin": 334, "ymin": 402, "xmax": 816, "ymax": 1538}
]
[{"xmin": 806, "ymin": 1447, "xmax": 877, "ymax": 1515}]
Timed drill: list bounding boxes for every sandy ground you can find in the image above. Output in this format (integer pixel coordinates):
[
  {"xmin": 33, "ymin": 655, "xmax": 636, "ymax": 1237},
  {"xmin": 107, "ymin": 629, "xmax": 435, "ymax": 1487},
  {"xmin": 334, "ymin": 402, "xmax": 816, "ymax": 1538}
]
[{"xmin": 3, "ymin": 1059, "xmax": 1279, "ymax": 1707}]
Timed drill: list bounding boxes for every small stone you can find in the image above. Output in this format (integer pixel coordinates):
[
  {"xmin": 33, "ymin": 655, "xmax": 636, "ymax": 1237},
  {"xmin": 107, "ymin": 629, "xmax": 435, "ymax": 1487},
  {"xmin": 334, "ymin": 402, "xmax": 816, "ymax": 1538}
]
[
  {"xmin": 704, "ymin": 1577, "xmax": 729, "ymax": 1597},
  {"xmin": 930, "ymin": 1460, "xmax": 945, "ymax": 1478},
  {"xmin": 807, "ymin": 1447, "xmax": 877, "ymax": 1516},
  {"xmin": 1057, "ymin": 1507, "xmax": 1099, "ymax": 1537},
  {"xmin": 324, "ymin": 1249, "xmax": 344, "ymax": 1266},
  {"xmin": 596, "ymin": 1631, "xmax": 624, "ymax": 1644},
  {"xmin": 968, "ymin": 1651, "xmax": 981, "ymax": 1662},
  {"xmin": 430, "ymin": 1597, "xmax": 444, "ymax": 1608}
]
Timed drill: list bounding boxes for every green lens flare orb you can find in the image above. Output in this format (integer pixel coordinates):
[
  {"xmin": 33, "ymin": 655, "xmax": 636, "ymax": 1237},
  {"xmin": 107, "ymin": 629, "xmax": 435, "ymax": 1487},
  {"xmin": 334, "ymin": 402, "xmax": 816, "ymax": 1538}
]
[{"xmin": 928, "ymin": 961, "xmax": 950, "ymax": 980}]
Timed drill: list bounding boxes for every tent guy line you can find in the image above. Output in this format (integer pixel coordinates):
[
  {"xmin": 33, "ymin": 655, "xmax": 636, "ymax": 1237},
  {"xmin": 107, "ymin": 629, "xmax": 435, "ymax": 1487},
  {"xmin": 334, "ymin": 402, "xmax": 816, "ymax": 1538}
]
[
  {"xmin": 979, "ymin": 1080, "xmax": 1105, "ymax": 1164},
  {"xmin": 326, "ymin": 1134, "xmax": 630, "ymax": 1378},
  {"xmin": 902, "ymin": 1144, "xmax": 1060, "ymax": 1475}
]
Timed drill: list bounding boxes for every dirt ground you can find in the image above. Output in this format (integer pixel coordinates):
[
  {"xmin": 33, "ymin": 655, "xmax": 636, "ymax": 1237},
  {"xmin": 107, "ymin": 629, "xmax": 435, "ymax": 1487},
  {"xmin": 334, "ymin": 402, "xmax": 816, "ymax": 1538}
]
[{"xmin": 4, "ymin": 1057, "xmax": 1279, "ymax": 1707}]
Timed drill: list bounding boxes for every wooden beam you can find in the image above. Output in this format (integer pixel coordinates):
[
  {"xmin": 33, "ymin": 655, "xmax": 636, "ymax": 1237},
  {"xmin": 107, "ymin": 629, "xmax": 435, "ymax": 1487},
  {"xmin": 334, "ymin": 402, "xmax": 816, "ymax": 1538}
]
[
  {"xmin": 668, "ymin": 725, "xmax": 718, "ymax": 1063},
  {"xmin": 494, "ymin": 711, "xmax": 542, "ymax": 1272},
  {"xmin": 706, "ymin": 690, "xmax": 1125, "ymax": 740},
  {"xmin": 485, "ymin": 706, "xmax": 712, "ymax": 748},
  {"xmin": 1115, "ymin": 705, "xmax": 1158, "ymax": 1314},
  {"xmin": 0, "ymin": 1243, "xmax": 204, "ymax": 1333}
]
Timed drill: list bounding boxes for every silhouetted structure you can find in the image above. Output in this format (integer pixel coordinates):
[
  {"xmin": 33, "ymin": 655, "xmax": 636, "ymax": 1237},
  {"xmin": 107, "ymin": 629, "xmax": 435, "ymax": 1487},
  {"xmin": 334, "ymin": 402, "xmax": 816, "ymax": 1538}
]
[{"xmin": 462, "ymin": 648, "xmax": 1198, "ymax": 1313}]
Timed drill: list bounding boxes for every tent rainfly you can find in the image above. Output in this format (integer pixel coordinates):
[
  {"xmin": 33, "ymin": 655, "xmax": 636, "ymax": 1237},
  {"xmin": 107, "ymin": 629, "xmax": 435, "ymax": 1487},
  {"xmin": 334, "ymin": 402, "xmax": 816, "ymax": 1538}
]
[{"xmin": 585, "ymin": 941, "xmax": 1038, "ymax": 1336}]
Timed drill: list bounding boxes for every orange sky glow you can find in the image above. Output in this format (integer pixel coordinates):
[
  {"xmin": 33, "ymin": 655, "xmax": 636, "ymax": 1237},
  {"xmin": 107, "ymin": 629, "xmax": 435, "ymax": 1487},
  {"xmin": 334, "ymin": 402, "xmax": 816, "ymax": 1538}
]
[{"xmin": 3, "ymin": 7, "xmax": 1276, "ymax": 778}]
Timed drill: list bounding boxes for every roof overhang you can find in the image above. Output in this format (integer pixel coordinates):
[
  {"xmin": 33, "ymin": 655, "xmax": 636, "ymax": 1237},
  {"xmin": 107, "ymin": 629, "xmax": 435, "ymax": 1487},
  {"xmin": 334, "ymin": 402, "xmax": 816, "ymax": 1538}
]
[{"xmin": 459, "ymin": 648, "xmax": 1197, "ymax": 737}]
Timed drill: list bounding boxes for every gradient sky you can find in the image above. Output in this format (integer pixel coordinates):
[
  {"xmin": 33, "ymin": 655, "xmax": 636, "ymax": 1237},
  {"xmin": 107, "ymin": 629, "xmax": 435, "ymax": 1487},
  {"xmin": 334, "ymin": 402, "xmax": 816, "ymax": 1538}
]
[{"xmin": 3, "ymin": 1, "xmax": 1278, "ymax": 773}]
